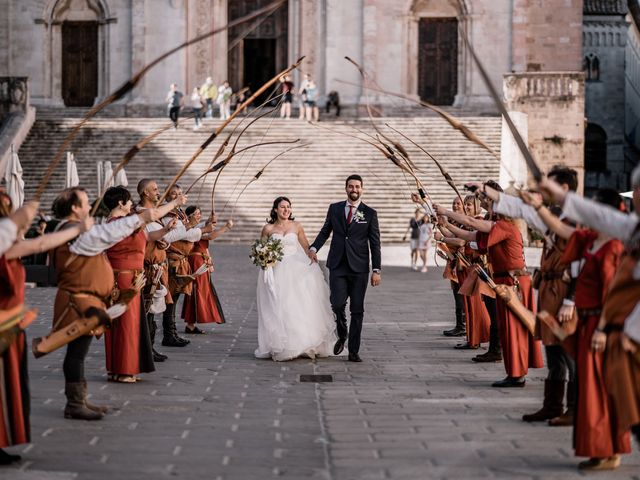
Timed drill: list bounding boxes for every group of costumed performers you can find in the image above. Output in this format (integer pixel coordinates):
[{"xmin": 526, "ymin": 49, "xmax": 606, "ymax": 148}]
[
  {"xmin": 0, "ymin": 180, "xmax": 231, "ymax": 464},
  {"xmin": 416, "ymin": 164, "xmax": 640, "ymax": 471}
]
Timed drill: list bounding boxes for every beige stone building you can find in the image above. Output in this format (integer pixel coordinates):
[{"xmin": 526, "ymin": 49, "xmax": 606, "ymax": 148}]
[
  {"xmin": 0, "ymin": 0, "xmax": 580, "ymax": 108},
  {"xmin": 0, "ymin": 0, "xmax": 592, "ymax": 186}
]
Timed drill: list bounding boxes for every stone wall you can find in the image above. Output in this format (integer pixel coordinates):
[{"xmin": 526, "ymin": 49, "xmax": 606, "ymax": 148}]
[
  {"xmin": 512, "ymin": 0, "xmax": 583, "ymax": 72},
  {"xmin": 583, "ymin": 14, "xmax": 629, "ymax": 192},
  {"xmin": 504, "ymin": 72, "xmax": 585, "ymax": 191}
]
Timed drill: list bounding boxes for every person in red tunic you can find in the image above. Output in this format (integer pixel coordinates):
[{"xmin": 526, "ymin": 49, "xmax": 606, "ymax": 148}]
[
  {"xmin": 435, "ymin": 184, "xmax": 544, "ymax": 388},
  {"xmin": 0, "ymin": 193, "xmax": 91, "ymax": 464},
  {"xmin": 103, "ymin": 187, "xmax": 156, "ymax": 383},
  {"xmin": 457, "ymin": 195, "xmax": 491, "ymax": 350},
  {"xmin": 530, "ymin": 188, "xmax": 631, "ymax": 470},
  {"xmin": 181, "ymin": 206, "xmax": 233, "ymax": 334}
]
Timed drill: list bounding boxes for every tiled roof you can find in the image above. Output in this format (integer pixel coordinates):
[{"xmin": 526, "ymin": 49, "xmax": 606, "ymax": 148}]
[{"xmin": 584, "ymin": 0, "xmax": 628, "ymax": 14}]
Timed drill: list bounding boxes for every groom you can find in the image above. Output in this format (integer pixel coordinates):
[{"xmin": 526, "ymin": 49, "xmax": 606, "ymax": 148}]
[{"xmin": 308, "ymin": 174, "xmax": 381, "ymax": 362}]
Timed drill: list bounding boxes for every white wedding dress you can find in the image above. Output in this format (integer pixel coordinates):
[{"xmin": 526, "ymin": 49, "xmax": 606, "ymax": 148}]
[{"xmin": 255, "ymin": 233, "xmax": 337, "ymax": 361}]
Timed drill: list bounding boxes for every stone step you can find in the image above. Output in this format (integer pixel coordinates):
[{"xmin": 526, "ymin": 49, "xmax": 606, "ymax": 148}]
[{"xmin": 18, "ymin": 115, "xmax": 502, "ymax": 243}]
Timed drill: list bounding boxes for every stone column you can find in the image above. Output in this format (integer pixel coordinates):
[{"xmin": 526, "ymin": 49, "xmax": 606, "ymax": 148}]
[
  {"xmin": 129, "ymin": 0, "xmax": 147, "ymax": 104},
  {"xmin": 211, "ymin": 0, "xmax": 227, "ymax": 85}
]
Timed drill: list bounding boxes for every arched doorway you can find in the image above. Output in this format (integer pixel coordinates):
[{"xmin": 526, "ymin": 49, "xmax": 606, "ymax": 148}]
[
  {"xmin": 585, "ymin": 123, "xmax": 607, "ymax": 172},
  {"xmin": 407, "ymin": 0, "xmax": 468, "ymax": 106},
  {"xmin": 228, "ymin": 0, "xmax": 288, "ymax": 105},
  {"xmin": 62, "ymin": 21, "xmax": 98, "ymax": 106},
  {"xmin": 43, "ymin": 0, "xmax": 110, "ymax": 107}
]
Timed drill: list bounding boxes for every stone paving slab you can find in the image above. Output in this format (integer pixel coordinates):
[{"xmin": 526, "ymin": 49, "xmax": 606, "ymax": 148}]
[{"xmin": 1, "ymin": 244, "xmax": 638, "ymax": 480}]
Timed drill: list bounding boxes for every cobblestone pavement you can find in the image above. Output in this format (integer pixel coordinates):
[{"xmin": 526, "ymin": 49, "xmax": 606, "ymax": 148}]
[{"xmin": 3, "ymin": 245, "xmax": 639, "ymax": 480}]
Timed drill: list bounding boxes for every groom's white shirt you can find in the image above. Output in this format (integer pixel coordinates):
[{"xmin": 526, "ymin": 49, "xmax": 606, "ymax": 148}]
[{"xmin": 345, "ymin": 199, "xmax": 361, "ymax": 218}]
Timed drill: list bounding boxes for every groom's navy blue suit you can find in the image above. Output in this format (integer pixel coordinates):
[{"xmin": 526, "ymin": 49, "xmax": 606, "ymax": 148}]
[{"xmin": 311, "ymin": 201, "xmax": 381, "ymax": 355}]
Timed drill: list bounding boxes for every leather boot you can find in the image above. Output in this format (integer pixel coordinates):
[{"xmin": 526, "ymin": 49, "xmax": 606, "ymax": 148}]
[
  {"xmin": 81, "ymin": 380, "xmax": 109, "ymax": 415},
  {"xmin": 162, "ymin": 310, "xmax": 190, "ymax": 347},
  {"xmin": 64, "ymin": 382, "xmax": 103, "ymax": 420},
  {"xmin": 443, "ymin": 295, "xmax": 466, "ymax": 337},
  {"xmin": 148, "ymin": 313, "xmax": 168, "ymax": 360},
  {"xmin": 472, "ymin": 322, "xmax": 502, "ymax": 362},
  {"xmin": 522, "ymin": 379, "xmax": 565, "ymax": 422},
  {"xmin": 549, "ymin": 380, "xmax": 575, "ymax": 426}
]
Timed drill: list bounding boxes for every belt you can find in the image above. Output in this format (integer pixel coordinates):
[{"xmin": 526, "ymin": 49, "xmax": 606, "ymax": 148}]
[
  {"xmin": 540, "ymin": 271, "xmax": 564, "ymax": 280},
  {"xmin": 493, "ymin": 269, "xmax": 530, "ymax": 278},
  {"xmin": 113, "ymin": 268, "xmax": 143, "ymax": 276},
  {"xmin": 603, "ymin": 324, "xmax": 624, "ymax": 334},
  {"xmin": 577, "ymin": 308, "xmax": 602, "ymax": 318},
  {"xmin": 60, "ymin": 289, "xmax": 109, "ymax": 305}
]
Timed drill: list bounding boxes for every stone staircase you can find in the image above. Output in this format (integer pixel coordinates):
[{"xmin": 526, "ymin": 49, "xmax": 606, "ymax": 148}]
[{"xmin": 18, "ymin": 112, "xmax": 501, "ymax": 243}]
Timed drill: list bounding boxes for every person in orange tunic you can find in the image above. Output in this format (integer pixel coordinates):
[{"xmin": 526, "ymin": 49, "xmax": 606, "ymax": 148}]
[
  {"xmin": 484, "ymin": 167, "xmax": 580, "ymax": 425},
  {"xmin": 0, "ymin": 193, "xmax": 91, "ymax": 463},
  {"xmin": 538, "ymin": 170, "xmax": 640, "ymax": 455},
  {"xmin": 458, "ymin": 195, "xmax": 491, "ymax": 350},
  {"xmin": 529, "ymin": 187, "xmax": 631, "ymax": 470},
  {"xmin": 103, "ymin": 187, "xmax": 156, "ymax": 383},
  {"xmin": 181, "ymin": 206, "xmax": 233, "ymax": 334},
  {"xmin": 435, "ymin": 184, "xmax": 544, "ymax": 388},
  {"xmin": 50, "ymin": 187, "xmax": 179, "ymax": 420}
]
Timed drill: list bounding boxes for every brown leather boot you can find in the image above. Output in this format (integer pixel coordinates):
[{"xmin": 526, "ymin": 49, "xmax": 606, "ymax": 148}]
[
  {"xmin": 549, "ymin": 380, "xmax": 575, "ymax": 426},
  {"xmin": 81, "ymin": 380, "xmax": 109, "ymax": 415},
  {"xmin": 522, "ymin": 379, "xmax": 565, "ymax": 422},
  {"xmin": 64, "ymin": 382, "xmax": 103, "ymax": 420}
]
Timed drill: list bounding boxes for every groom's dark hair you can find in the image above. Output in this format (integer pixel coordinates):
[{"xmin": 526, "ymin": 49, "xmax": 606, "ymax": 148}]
[{"xmin": 345, "ymin": 174, "xmax": 363, "ymax": 187}]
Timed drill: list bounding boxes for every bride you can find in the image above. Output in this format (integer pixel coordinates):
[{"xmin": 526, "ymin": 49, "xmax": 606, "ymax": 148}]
[{"xmin": 254, "ymin": 196, "xmax": 337, "ymax": 361}]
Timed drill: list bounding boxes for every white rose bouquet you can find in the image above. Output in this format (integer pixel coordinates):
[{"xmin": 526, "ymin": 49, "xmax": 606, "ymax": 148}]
[{"xmin": 250, "ymin": 237, "xmax": 284, "ymax": 269}]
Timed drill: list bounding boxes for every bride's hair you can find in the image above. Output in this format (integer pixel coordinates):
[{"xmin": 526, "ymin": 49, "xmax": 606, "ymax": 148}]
[{"xmin": 267, "ymin": 196, "xmax": 295, "ymax": 224}]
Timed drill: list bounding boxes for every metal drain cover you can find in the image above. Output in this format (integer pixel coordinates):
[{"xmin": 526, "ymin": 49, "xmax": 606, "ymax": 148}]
[{"xmin": 299, "ymin": 374, "xmax": 333, "ymax": 383}]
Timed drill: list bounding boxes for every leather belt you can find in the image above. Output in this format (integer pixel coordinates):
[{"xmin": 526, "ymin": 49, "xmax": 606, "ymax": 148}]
[
  {"xmin": 540, "ymin": 271, "xmax": 564, "ymax": 280},
  {"xmin": 603, "ymin": 324, "xmax": 624, "ymax": 333},
  {"xmin": 577, "ymin": 308, "xmax": 602, "ymax": 318},
  {"xmin": 493, "ymin": 269, "xmax": 530, "ymax": 278},
  {"xmin": 113, "ymin": 268, "xmax": 143, "ymax": 276}
]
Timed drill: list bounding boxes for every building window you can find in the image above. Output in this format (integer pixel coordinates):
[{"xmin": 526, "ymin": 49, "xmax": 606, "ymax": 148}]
[
  {"xmin": 585, "ymin": 123, "xmax": 607, "ymax": 172},
  {"xmin": 584, "ymin": 53, "xmax": 600, "ymax": 81}
]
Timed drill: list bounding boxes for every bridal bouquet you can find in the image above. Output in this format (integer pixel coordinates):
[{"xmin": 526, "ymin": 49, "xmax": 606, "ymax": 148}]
[{"xmin": 250, "ymin": 237, "xmax": 284, "ymax": 270}]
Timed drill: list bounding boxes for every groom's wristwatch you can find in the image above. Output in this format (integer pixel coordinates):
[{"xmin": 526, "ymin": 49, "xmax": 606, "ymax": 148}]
[{"xmin": 372, "ymin": 269, "xmax": 381, "ymax": 274}]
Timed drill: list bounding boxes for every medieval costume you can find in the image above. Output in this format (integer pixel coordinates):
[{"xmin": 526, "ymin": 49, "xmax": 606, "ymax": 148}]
[
  {"xmin": 182, "ymin": 239, "xmax": 226, "ymax": 328},
  {"xmin": 52, "ymin": 215, "xmax": 142, "ymax": 420},
  {"xmin": 477, "ymin": 218, "xmax": 544, "ymax": 385},
  {"xmin": 105, "ymin": 218, "xmax": 155, "ymax": 381},
  {"xmin": 494, "ymin": 193, "xmax": 577, "ymax": 423},
  {"xmin": 0, "ymin": 256, "xmax": 29, "ymax": 462},
  {"xmin": 560, "ymin": 229, "xmax": 631, "ymax": 462}
]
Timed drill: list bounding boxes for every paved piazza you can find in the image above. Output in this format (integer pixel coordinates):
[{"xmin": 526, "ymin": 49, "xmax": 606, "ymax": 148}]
[{"xmin": 3, "ymin": 245, "xmax": 639, "ymax": 480}]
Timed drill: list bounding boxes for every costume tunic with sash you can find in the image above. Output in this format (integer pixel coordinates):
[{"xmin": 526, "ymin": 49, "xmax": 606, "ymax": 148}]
[
  {"xmin": 460, "ymin": 231, "xmax": 491, "ymax": 346},
  {"xmin": 105, "ymin": 218, "xmax": 154, "ymax": 375},
  {"xmin": 477, "ymin": 219, "xmax": 544, "ymax": 377},
  {"xmin": 559, "ymin": 191, "xmax": 640, "ymax": 436},
  {"xmin": 51, "ymin": 216, "xmax": 142, "ymax": 333},
  {"xmin": 560, "ymin": 229, "xmax": 631, "ymax": 459},
  {"xmin": 0, "ymin": 256, "xmax": 29, "ymax": 449},
  {"xmin": 182, "ymin": 239, "xmax": 226, "ymax": 325}
]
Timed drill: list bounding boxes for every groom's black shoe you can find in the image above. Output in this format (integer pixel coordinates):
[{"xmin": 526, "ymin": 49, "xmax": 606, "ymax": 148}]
[
  {"xmin": 348, "ymin": 353, "xmax": 362, "ymax": 362},
  {"xmin": 334, "ymin": 338, "xmax": 346, "ymax": 356}
]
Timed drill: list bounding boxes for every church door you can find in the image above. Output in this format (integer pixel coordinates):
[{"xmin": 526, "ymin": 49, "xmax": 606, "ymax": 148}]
[
  {"xmin": 62, "ymin": 21, "xmax": 98, "ymax": 107},
  {"xmin": 418, "ymin": 18, "xmax": 458, "ymax": 105},
  {"xmin": 228, "ymin": 0, "xmax": 288, "ymax": 106}
]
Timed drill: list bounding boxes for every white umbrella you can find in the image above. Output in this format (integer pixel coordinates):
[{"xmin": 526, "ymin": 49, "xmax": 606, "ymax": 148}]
[
  {"xmin": 102, "ymin": 161, "xmax": 114, "ymax": 193},
  {"xmin": 114, "ymin": 167, "xmax": 128, "ymax": 187},
  {"xmin": 65, "ymin": 152, "xmax": 80, "ymax": 188},
  {"xmin": 4, "ymin": 144, "xmax": 24, "ymax": 208},
  {"xmin": 96, "ymin": 161, "xmax": 104, "ymax": 195}
]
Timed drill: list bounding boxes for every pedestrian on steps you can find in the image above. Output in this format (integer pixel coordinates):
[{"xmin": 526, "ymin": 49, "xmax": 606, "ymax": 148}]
[{"xmin": 166, "ymin": 84, "xmax": 184, "ymax": 130}]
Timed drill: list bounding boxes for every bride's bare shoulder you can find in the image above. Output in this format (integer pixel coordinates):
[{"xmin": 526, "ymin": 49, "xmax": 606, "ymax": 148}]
[
  {"xmin": 292, "ymin": 220, "xmax": 305, "ymax": 231},
  {"xmin": 261, "ymin": 224, "xmax": 273, "ymax": 236}
]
